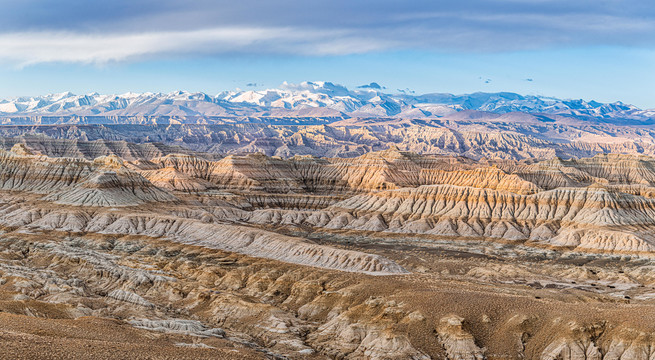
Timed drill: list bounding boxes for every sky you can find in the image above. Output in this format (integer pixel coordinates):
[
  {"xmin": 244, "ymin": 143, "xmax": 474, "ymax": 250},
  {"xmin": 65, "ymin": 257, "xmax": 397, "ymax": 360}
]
[{"xmin": 0, "ymin": 0, "xmax": 654, "ymax": 108}]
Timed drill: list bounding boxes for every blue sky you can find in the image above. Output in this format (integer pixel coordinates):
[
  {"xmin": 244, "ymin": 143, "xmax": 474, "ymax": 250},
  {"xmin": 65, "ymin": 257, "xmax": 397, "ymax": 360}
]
[{"xmin": 1, "ymin": 0, "xmax": 654, "ymax": 107}]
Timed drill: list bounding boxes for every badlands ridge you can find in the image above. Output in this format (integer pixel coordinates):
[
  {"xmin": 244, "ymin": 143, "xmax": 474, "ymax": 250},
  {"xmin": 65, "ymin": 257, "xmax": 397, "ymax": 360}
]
[{"xmin": 3, "ymin": 140, "xmax": 655, "ymax": 358}]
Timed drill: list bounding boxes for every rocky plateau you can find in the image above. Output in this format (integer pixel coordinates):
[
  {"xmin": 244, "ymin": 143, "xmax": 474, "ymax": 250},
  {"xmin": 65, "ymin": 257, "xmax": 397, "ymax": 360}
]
[{"xmin": 1, "ymin": 135, "xmax": 655, "ymax": 359}]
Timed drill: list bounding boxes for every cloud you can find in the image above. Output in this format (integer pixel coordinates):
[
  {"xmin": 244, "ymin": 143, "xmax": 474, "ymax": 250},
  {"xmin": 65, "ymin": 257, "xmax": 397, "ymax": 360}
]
[
  {"xmin": 0, "ymin": 0, "xmax": 653, "ymax": 65},
  {"xmin": 0, "ymin": 27, "xmax": 397, "ymax": 66},
  {"xmin": 358, "ymin": 82, "xmax": 384, "ymax": 89}
]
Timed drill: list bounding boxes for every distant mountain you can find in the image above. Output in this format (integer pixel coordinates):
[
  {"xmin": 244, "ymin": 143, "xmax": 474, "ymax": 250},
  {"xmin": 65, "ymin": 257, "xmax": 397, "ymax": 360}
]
[{"xmin": 0, "ymin": 81, "xmax": 653, "ymax": 122}]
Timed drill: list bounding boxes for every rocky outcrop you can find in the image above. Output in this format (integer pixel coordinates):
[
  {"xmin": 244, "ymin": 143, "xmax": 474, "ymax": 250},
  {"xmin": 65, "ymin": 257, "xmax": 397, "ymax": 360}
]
[
  {"xmin": 308, "ymin": 297, "xmax": 430, "ymax": 359},
  {"xmin": 10, "ymin": 147, "xmax": 655, "ymax": 255},
  {"xmin": 136, "ymin": 148, "xmax": 493, "ymax": 194},
  {"xmin": 307, "ymin": 184, "xmax": 655, "ymax": 253},
  {"xmin": 535, "ymin": 321, "xmax": 655, "ymax": 360},
  {"xmin": 128, "ymin": 319, "xmax": 225, "ymax": 338},
  {"xmin": 0, "ymin": 203, "xmax": 406, "ymax": 275},
  {"xmin": 140, "ymin": 167, "xmax": 215, "ymax": 192},
  {"xmin": 139, "ymin": 153, "xmax": 305, "ymax": 193},
  {"xmin": 46, "ymin": 157, "xmax": 177, "ymax": 207},
  {"xmin": 107, "ymin": 289, "xmax": 155, "ymax": 308},
  {"xmin": 420, "ymin": 166, "xmax": 541, "ymax": 194},
  {"xmin": 0, "ymin": 149, "xmax": 176, "ymax": 206},
  {"xmin": 437, "ymin": 315, "xmax": 486, "ymax": 360},
  {"xmin": 3, "ymin": 120, "xmax": 655, "ymax": 161},
  {"xmin": 4, "ymin": 143, "xmax": 655, "ymax": 358},
  {"xmin": 0, "ymin": 135, "xmax": 205, "ymax": 160}
]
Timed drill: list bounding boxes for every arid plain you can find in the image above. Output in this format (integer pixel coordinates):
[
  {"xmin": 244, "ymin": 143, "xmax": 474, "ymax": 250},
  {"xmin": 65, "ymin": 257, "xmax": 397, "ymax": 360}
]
[{"xmin": 1, "ymin": 128, "xmax": 655, "ymax": 359}]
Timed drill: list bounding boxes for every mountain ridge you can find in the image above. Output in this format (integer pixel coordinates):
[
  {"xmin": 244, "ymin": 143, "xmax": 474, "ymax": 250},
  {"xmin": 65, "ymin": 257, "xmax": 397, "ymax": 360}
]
[{"xmin": 1, "ymin": 81, "xmax": 653, "ymax": 122}]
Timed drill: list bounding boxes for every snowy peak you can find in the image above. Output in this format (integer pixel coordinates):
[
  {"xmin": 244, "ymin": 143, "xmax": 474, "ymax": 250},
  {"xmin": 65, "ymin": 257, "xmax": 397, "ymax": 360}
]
[{"xmin": 0, "ymin": 83, "xmax": 652, "ymax": 122}]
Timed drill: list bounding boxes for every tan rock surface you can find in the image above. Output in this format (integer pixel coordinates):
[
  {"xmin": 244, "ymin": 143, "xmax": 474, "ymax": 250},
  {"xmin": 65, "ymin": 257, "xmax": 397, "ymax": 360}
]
[{"xmin": 2, "ymin": 147, "xmax": 655, "ymax": 358}]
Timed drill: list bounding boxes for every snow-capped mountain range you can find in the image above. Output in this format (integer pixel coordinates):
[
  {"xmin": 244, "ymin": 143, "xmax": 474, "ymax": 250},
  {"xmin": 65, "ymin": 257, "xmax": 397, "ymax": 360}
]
[{"xmin": 0, "ymin": 81, "xmax": 653, "ymax": 121}]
